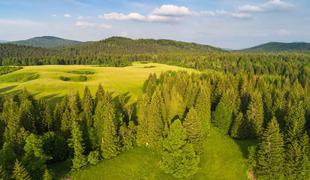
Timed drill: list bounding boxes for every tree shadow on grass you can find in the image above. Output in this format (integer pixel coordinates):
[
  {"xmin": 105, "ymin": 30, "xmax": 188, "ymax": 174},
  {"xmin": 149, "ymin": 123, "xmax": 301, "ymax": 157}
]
[
  {"xmin": 0, "ymin": 85, "xmax": 18, "ymax": 93},
  {"xmin": 233, "ymin": 138, "xmax": 258, "ymax": 158}
]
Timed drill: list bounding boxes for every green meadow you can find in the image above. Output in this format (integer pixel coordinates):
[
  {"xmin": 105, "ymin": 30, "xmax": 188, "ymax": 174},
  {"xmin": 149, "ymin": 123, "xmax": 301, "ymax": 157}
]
[
  {"xmin": 0, "ymin": 63, "xmax": 195, "ymax": 102},
  {"xmin": 70, "ymin": 127, "xmax": 254, "ymax": 180}
]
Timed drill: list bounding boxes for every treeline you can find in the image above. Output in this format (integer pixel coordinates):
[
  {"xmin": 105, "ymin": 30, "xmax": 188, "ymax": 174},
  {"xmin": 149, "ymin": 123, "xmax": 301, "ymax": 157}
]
[{"xmin": 0, "ymin": 69, "xmax": 309, "ymax": 179}]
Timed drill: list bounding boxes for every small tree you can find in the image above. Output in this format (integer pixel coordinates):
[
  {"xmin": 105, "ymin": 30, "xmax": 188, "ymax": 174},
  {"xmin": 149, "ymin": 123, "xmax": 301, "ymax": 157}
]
[
  {"xmin": 12, "ymin": 160, "xmax": 31, "ymax": 180},
  {"xmin": 160, "ymin": 119, "xmax": 200, "ymax": 178},
  {"xmin": 42, "ymin": 169, "xmax": 53, "ymax": 180}
]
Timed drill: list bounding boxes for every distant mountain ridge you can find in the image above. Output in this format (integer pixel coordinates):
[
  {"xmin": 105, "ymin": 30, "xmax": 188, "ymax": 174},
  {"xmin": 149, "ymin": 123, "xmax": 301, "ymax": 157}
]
[
  {"xmin": 7, "ymin": 36, "xmax": 82, "ymax": 48},
  {"xmin": 241, "ymin": 42, "xmax": 310, "ymax": 52}
]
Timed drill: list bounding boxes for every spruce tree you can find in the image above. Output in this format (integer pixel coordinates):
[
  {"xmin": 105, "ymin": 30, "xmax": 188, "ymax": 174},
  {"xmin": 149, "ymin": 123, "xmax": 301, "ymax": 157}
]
[
  {"xmin": 195, "ymin": 84, "xmax": 211, "ymax": 137},
  {"xmin": 82, "ymin": 86, "xmax": 94, "ymax": 127},
  {"xmin": 12, "ymin": 160, "xmax": 31, "ymax": 180},
  {"xmin": 160, "ymin": 119, "xmax": 200, "ymax": 178},
  {"xmin": 3, "ymin": 98, "xmax": 20, "ymax": 146},
  {"xmin": 70, "ymin": 121, "xmax": 87, "ymax": 170},
  {"xmin": 214, "ymin": 90, "xmax": 234, "ymax": 134},
  {"xmin": 230, "ymin": 112, "xmax": 243, "ymax": 139},
  {"xmin": 98, "ymin": 101, "xmax": 119, "ymax": 159},
  {"xmin": 136, "ymin": 94, "xmax": 151, "ymax": 146},
  {"xmin": 246, "ymin": 91, "xmax": 264, "ymax": 138},
  {"xmin": 183, "ymin": 107, "xmax": 203, "ymax": 154},
  {"xmin": 284, "ymin": 101, "xmax": 308, "ymax": 179},
  {"xmin": 95, "ymin": 84, "xmax": 105, "ymax": 107},
  {"xmin": 42, "ymin": 169, "xmax": 53, "ymax": 180},
  {"xmin": 254, "ymin": 117, "xmax": 285, "ymax": 179},
  {"xmin": 147, "ymin": 89, "xmax": 164, "ymax": 149}
]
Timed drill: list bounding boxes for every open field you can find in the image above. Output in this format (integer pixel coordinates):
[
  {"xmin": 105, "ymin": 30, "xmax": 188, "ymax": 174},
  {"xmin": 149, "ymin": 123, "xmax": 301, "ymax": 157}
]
[
  {"xmin": 70, "ymin": 127, "xmax": 255, "ymax": 180},
  {"xmin": 0, "ymin": 63, "xmax": 195, "ymax": 102}
]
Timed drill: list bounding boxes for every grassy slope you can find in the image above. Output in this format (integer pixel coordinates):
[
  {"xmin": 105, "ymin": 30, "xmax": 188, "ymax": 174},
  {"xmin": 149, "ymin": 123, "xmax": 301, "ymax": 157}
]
[
  {"xmin": 70, "ymin": 128, "xmax": 255, "ymax": 180},
  {"xmin": 0, "ymin": 63, "xmax": 195, "ymax": 102}
]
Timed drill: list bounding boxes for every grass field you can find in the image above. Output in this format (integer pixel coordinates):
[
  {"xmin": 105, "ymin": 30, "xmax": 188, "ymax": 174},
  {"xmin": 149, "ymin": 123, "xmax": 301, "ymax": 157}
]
[
  {"xmin": 70, "ymin": 127, "xmax": 255, "ymax": 180},
  {"xmin": 0, "ymin": 63, "xmax": 195, "ymax": 102}
]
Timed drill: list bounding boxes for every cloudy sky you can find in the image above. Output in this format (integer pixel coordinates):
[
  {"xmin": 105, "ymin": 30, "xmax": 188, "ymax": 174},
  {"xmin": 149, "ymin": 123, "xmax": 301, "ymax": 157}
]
[{"xmin": 0, "ymin": 0, "xmax": 309, "ymax": 49}]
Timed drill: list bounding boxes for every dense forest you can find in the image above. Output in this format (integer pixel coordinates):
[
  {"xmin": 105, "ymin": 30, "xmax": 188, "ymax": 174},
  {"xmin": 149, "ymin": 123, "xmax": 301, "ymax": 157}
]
[
  {"xmin": 0, "ymin": 37, "xmax": 309, "ymax": 179},
  {"xmin": 0, "ymin": 59, "xmax": 309, "ymax": 179}
]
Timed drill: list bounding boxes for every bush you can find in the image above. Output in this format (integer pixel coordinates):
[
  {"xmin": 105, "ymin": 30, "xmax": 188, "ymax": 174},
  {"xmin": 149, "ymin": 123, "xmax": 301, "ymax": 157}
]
[{"xmin": 59, "ymin": 76, "xmax": 70, "ymax": 81}]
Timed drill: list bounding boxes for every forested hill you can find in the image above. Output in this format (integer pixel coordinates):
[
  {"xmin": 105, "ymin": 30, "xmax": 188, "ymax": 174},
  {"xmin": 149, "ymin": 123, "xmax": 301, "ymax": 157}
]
[
  {"xmin": 69, "ymin": 36, "xmax": 225, "ymax": 54},
  {"xmin": 6, "ymin": 36, "xmax": 82, "ymax": 48},
  {"xmin": 241, "ymin": 42, "xmax": 310, "ymax": 52}
]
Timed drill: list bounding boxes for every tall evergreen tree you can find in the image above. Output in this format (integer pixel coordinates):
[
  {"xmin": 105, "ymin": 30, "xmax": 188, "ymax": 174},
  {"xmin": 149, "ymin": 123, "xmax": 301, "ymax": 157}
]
[
  {"xmin": 97, "ymin": 101, "xmax": 119, "ymax": 159},
  {"xmin": 82, "ymin": 87, "xmax": 94, "ymax": 127},
  {"xmin": 11, "ymin": 160, "xmax": 31, "ymax": 180},
  {"xmin": 183, "ymin": 107, "xmax": 203, "ymax": 154},
  {"xmin": 214, "ymin": 90, "xmax": 234, "ymax": 134},
  {"xmin": 136, "ymin": 94, "xmax": 151, "ymax": 146},
  {"xmin": 70, "ymin": 121, "xmax": 87, "ymax": 170},
  {"xmin": 246, "ymin": 91, "xmax": 264, "ymax": 138},
  {"xmin": 195, "ymin": 83, "xmax": 211, "ymax": 137},
  {"xmin": 95, "ymin": 84, "xmax": 105, "ymax": 107},
  {"xmin": 160, "ymin": 119, "xmax": 200, "ymax": 178},
  {"xmin": 147, "ymin": 88, "xmax": 164, "ymax": 149},
  {"xmin": 230, "ymin": 112, "xmax": 244, "ymax": 139},
  {"xmin": 254, "ymin": 117, "xmax": 285, "ymax": 179}
]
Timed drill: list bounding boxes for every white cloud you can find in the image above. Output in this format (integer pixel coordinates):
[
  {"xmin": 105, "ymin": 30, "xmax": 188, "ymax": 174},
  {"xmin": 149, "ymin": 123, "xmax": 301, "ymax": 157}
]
[
  {"xmin": 238, "ymin": 0, "xmax": 293, "ymax": 14},
  {"xmin": 75, "ymin": 21, "xmax": 112, "ymax": 29},
  {"xmin": 152, "ymin": 4, "xmax": 191, "ymax": 17},
  {"xmin": 64, "ymin": 14, "xmax": 72, "ymax": 18},
  {"xmin": 51, "ymin": 14, "xmax": 57, "ymax": 17},
  {"xmin": 238, "ymin": 5, "xmax": 263, "ymax": 13},
  {"xmin": 101, "ymin": 12, "xmax": 180, "ymax": 23}
]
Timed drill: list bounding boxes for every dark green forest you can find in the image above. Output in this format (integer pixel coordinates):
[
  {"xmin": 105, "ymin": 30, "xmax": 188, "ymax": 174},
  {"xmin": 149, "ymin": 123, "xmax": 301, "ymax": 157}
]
[{"xmin": 0, "ymin": 38, "xmax": 309, "ymax": 179}]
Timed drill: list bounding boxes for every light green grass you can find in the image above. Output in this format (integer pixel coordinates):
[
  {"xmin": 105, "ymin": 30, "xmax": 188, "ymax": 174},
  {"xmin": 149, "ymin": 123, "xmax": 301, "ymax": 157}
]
[
  {"xmin": 0, "ymin": 63, "xmax": 195, "ymax": 102},
  {"xmin": 70, "ymin": 128, "xmax": 254, "ymax": 180}
]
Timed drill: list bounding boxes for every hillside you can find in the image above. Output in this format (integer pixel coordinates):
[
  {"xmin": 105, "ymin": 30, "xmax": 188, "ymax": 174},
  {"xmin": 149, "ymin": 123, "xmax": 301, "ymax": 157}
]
[
  {"xmin": 70, "ymin": 36, "xmax": 225, "ymax": 54},
  {"xmin": 241, "ymin": 42, "xmax": 310, "ymax": 52},
  {"xmin": 7, "ymin": 36, "xmax": 82, "ymax": 48}
]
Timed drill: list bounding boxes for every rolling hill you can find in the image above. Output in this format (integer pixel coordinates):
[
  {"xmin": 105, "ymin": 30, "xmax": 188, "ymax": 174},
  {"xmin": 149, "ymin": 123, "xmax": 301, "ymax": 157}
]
[
  {"xmin": 7, "ymin": 36, "xmax": 82, "ymax": 48},
  {"xmin": 241, "ymin": 42, "xmax": 310, "ymax": 52},
  {"xmin": 69, "ymin": 36, "xmax": 225, "ymax": 54}
]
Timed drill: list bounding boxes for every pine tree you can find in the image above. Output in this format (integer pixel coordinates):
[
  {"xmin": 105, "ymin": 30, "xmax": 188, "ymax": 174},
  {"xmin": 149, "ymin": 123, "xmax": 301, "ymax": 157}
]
[
  {"xmin": 12, "ymin": 160, "xmax": 31, "ymax": 180},
  {"xmin": 183, "ymin": 107, "xmax": 203, "ymax": 154},
  {"xmin": 136, "ymin": 94, "xmax": 151, "ymax": 146},
  {"xmin": 230, "ymin": 112, "xmax": 243, "ymax": 139},
  {"xmin": 214, "ymin": 90, "xmax": 234, "ymax": 134},
  {"xmin": 284, "ymin": 101, "xmax": 308, "ymax": 179},
  {"xmin": 42, "ymin": 169, "xmax": 53, "ymax": 180},
  {"xmin": 195, "ymin": 83, "xmax": 211, "ymax": 137},
  {"xmin": 98, "ymin": 101, "xmax": 119, "ymax": 159},
  {"xmin": 254, "ymin": 117, "xmax": 285, "ymax": 179},
  {"xmin": 95, "ymin": 84, "xmax": 105, "ymax": 107},
  {"xmin": 0, "ymin": 143, "xmax": 17, "ymax": 179},
  {"xmin": 3, "ymin": 98, "xmax": 20, "ymax": 146},
  {"xmin": 38, "ymin": 99, "xmax": 53, "ymax": 133},
  {"xmin": 19, "ymin": 98, "xmax": 36, "ymax": 133},
  {"xmin": 147, "ymin": 89, "xmax": 164, "ymax": 149},
  {"xmin": 246, "ymin": 91, "xmax": 264, "ymax": 138},
  {"xmin": 70, "ymin": 121, "xmax": 87, "ymax": 170},
  {"xmin": 82, "ymin": 86, "xmax": 94, "ymax": 127},
  {"xmin": 160, "ymin": 119, "xmax": 200, "ymax": 178}
]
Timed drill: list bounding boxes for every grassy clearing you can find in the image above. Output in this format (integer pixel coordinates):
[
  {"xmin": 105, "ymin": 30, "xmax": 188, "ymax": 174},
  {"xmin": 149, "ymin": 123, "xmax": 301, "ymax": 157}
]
[
  {"xmin": 70, "ymin": 127, "xmax": 255, "ymax": 180},
  {"xmin": 0, "ymin": 63, "xmax": 194, "ymax": 102}
]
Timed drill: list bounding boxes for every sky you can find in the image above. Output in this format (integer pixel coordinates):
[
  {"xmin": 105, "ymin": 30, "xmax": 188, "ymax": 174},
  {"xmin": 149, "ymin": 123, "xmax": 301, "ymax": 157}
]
[{"xmin": 0, "ymin": 0, "xmax": 309, "ymax": 49}]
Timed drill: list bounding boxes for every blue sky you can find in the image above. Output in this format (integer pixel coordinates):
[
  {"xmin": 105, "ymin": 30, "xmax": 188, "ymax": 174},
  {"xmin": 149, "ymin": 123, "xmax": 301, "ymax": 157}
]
[{"xmin": 0, "ymin": 0, "xmax": 309, "ymax": 49}]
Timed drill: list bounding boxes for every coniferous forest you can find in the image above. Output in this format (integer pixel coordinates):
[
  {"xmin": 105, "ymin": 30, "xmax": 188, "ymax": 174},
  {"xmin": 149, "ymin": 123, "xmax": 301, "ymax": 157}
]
[{"xmin": 0, "ymin": 37, "xmax": 309, "ymax": 180}]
